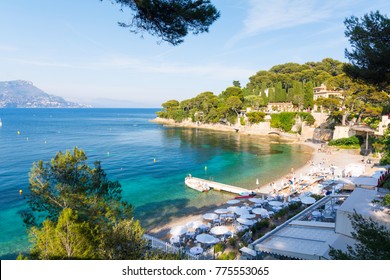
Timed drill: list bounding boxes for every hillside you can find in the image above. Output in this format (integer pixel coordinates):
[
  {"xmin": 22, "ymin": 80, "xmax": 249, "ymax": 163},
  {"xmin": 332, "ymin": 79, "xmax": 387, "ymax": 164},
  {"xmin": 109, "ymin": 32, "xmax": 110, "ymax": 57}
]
[{"xmin": 0, "ymin": 80, "xmax": 90, "ymax": 108}]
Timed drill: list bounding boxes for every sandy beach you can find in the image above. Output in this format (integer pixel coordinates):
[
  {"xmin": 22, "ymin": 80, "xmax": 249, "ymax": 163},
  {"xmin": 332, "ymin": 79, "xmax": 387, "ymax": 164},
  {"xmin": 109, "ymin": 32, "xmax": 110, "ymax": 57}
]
[{"xmin": 145, "ymin": 128, "xmax": 380, "ymax": 241}]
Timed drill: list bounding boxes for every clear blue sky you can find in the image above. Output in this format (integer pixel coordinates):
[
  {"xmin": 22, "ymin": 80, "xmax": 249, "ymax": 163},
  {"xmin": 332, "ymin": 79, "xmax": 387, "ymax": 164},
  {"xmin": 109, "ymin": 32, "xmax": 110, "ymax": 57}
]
[{"xmin": 0, "ymin": 0, "xmax": 389, "ymax": 107}]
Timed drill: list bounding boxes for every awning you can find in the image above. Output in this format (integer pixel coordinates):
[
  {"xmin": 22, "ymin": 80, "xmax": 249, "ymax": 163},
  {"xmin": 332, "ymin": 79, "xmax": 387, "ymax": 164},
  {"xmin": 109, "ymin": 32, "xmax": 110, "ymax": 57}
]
[{"xmin": 240, "ymin": 247, "xmax": 257, "ymax": 257}]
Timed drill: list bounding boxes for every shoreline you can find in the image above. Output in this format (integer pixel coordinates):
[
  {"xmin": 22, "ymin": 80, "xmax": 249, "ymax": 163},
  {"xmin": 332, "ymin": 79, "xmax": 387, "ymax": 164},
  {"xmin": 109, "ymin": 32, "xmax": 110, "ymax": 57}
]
[
  {"xmin": 150, "ymin": 117, "xmax": 300, "ymax": 140},
  {"xmin": 146, "ymin": 119, "xmax": 374, "ymax": 241}
]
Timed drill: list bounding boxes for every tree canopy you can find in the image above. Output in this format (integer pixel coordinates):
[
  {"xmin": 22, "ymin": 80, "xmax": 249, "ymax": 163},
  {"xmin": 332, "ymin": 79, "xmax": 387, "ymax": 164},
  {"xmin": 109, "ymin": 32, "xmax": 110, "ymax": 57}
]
[
  {"xmin": 329, "ymin": 211, "xmax": 390, "ymax": 260},
  {"xmin": 343, "ymin": 11, "xmax": 390, "ymax": 92},
  {"xmin": 109, "ymin": 0, "xmax": 220, "ymax": 45}
]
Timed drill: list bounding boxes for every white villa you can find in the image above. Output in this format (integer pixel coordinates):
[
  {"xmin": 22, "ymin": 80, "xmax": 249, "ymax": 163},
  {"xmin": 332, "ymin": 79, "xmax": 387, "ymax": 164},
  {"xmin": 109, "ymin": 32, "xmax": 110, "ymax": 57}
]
[{"xmin": 313, "ymin": 84, "xmax": 343, "ymax": 100}]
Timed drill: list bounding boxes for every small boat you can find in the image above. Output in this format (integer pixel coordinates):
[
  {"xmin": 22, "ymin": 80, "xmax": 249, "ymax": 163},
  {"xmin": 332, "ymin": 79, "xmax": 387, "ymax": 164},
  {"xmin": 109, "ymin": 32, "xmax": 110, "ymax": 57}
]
[
  {"xmin": 184, "ymin": 175, "xmax": 210, "ymax": 192},
  {"xmin": 235, "ymin": 192, "xmax": 257, "ymax": 199}
]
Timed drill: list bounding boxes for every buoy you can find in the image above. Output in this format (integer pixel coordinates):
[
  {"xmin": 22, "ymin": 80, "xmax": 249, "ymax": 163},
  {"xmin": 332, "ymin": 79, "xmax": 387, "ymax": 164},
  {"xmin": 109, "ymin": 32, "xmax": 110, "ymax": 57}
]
[
  {"xmin": 19, "ymin": 190, "xmax": 23, "ymax": 195},
  {"xmin": 256, "ymin": 178, "xmax": 259, "ymax": 185},
  {"xmin": 153, "ymin": 158, "xmax": 156, "ymax": 163},
  {"xmin": 17, "ymin": 131, "xmax": 20, "ymax": 135}
]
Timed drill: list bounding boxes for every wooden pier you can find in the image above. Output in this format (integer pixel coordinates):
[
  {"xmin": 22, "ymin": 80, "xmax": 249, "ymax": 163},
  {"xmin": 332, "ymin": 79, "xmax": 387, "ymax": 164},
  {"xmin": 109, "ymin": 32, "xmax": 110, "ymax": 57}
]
[{"xmin": 186, "ymin": 177, "xmax": 253, "ymax": 195}]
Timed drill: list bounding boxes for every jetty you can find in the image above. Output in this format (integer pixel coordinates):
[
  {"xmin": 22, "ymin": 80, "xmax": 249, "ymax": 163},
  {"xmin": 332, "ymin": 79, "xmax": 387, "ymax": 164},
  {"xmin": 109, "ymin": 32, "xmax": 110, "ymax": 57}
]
[{"xmin": 185, "ymin": 176, "xmax": 253, "ymax": 195}]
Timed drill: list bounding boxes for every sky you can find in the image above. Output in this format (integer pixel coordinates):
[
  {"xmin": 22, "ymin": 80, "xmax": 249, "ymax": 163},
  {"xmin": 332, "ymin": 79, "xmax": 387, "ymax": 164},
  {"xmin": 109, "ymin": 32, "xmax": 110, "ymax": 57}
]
[{"xmin": 0, "ymin": 0, "xmax": 389, "ymax": 108}]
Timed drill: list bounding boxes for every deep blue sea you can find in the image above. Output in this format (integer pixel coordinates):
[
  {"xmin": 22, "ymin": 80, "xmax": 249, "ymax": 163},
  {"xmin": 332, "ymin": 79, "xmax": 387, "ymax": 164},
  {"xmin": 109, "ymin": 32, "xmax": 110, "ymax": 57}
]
[{"xmin": 0, "ymin": 108, "xmax": 312, "ymax": 259}]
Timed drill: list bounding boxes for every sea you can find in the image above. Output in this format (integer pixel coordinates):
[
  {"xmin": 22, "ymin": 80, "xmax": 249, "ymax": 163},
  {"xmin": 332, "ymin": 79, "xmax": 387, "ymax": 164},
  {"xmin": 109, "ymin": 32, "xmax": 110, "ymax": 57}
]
[{"xmin": 0, "ymin": 108, "xmax": 312, "ymax": 259}]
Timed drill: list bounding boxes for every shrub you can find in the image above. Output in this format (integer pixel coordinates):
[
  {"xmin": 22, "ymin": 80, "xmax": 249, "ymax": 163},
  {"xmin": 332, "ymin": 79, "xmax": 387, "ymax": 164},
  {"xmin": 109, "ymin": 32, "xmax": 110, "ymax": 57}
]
[
  {"xmin": 328, "ymin": 136, "xmax": 361, "ymax": 148},
  {"xmin": 270, "ymin": 112, "xmax": 296, "ymax": 132},
  {"xmin": 252, "ymin": 219, "xmax": 270, "ymax": 232},
  {"xmin": 218, "ymin": 252, "xmax": 237, "ymax": 260},
  {"xmin": 240, "ymin": 117, "xmax": 246, "ymax": 126},
  {"xmin": 228, "ymin": 236, "xmax": 237, "ymax": 247},
  {"xmin": 246, "ymin": 112, "xmax": 266, "ymax": 124},
  {"xmin": 214, "ymin": 242, "xmax": 226, "ymax": 254},
  {"xmin": 310, "ymin": 194, "xmax": 324, "ymax": 201},
  {"xmin": 288, "ymin": 201, "xmax": 302, "ymax": 211},
  {"xmin": 298, "ymin": 112, "xmax": 315, "ymax": 125},
  {"xmin": 383, "ymin": 194, "xmax": 390, "ymax": 206}
]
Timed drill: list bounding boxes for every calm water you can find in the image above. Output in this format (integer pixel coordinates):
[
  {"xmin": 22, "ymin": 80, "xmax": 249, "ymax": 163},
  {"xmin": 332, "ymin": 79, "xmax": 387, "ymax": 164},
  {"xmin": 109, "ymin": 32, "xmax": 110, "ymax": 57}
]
[{"xmin": 0, "ymin": 108, "xmax": 312, "ymax": 259}]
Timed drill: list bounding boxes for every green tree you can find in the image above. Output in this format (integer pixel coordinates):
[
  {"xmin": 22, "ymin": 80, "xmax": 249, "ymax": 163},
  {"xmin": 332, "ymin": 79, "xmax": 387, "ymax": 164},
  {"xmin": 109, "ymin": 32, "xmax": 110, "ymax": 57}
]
[
  {"xmin": 219, "ymin": 86, "xmax": 243, "ymax": 101},
  {"xmin": 329, "ymin": 212, "xmax": 390, "ymax": 260},
  {"xmin": 343, "ymin": 11, "xmax": 390, "ymax": 92},
  {"xmin": 232, "ymin": 80, "xmax": 241, "ymax": 88},
  {"xmin": 158, "ymin": 99, "xmax": 180, "ymax": 119},
  {"xmin": 246, "ymin": 112, "xmax": 266, "ymax": 124},
  {"xmin": 380, "ymin": 125, "xmax": 390, "ymax": 165},
  {"xmin": 100, "ymin": 219, "xmax": 147, "ymax": 260},
  {"xmin": 24, "ymin": 148, "xmax": 132, "ymax": 225},
  {"xmin": 244, "ymin": 95, "xmax": 263, "ymax": 110},
  {"xmin": 225, "ymin": 96, "xmax": 243, "ymax": 118},
  {"xmin": 22, "ymin": 148, "xmax": 152, "ymax": 260},
  {"xmin": 29, "ymin": 208, "xmax": 96, "ymax": 260},
  {"xmin": 111, "ymin": 0, "xmax": 220, "ymax": 45},
  {"xmin": 303, "ymin": 81, "xmax": 314, "ymax": 109}
]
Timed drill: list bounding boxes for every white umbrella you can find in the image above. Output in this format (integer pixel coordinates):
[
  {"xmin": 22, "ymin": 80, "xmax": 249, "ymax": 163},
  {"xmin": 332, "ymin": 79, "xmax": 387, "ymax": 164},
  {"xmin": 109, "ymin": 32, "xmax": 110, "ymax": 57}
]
[
  {"xmin": 210, "ymin": 226, "xmax": 229, "ymax": 236},
  {"xmin": 196, "ymin": 233, "xmax": 217, "ymax": 244},
  {"xmin": 240, "ymin": 213, "xmax": 256, "ymax": 219},
  {"xmin": 252, "ymin": 208, "xmax": 268, "ymax": 215},
  {"xmin": 249, "ymin": 197, "xmax": 264, "ymax": 204},
  {"xmin": 301, "ymin": 196, "xmax": 316, "ymax": 205},
  {"xmin": 170, "ymin": 236, "xmax": 180, "ymax": 244},
  {"xmin": 240, "ymin": 206, "xmax": 253, "ymax": 211},
  {"xmin": 227, "ymin": 206, "xmax": 239, "ymax": 212},
  {"xmin": 214, "ymin": 208, "xmax": 229, "ymax": 214},
  {"xmin": 170, "ymin": 226, "xmax": 188, "ymax": 236},
  {"xmin": 190, "ymin": 247, "xmax": 203, "ymax": 255},
  {"xmin": 226, "ymin": 199, "xmax": 240, "ymax": 205},
  {"xmin": 234, "ymin": 208, "xmax": 249, "ymax": 216},
  {"xmin": 268, "ymin": 201, "xmax": 283, "ymax": 207},
  {"xmin": 186, "ymin": 220, "xmax": 203, "ymax": 229},
  {"xmin": 237, "ymin": 218, "xmax": 255, "ymax": 226},
  {"xmin": 203, "ymin": 213, "xmax": 218, "ymax": 220},
  {"xmin": 198, "ymin": 224, "xmax": 209, "ymax": 232}
]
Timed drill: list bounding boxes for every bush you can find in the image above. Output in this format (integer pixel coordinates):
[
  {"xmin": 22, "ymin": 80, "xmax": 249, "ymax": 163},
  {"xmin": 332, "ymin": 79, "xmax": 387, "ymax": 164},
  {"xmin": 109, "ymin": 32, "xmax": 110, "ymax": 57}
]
[
  {"xmin": 298, "ymin": 112, "xmax": 315, "ymax": 125},
  {"xmin": 288, "ymin": 201, "xmax": 302, "ymax": 211},
  {"xmin": 270, "ymin": 112, "xmax": 296, "ymax": 132},
  {"xmin": 252, "ymin": 219, "xmax": 270, "ymax": 232},
  {"xmin": 214, "ymin": 242, "xmax": 226, "ymax": 254},
  {"xmin": 246, "ymin": 112, "xmax": 266, "ymax": 124},
  {"xmin": 229, "ymin": 236, "xmax": 237, "ymax": 247},
  {"xmin": 240, "ymin": 117, "xmax": 246, "ymax": 126},
  {"xmin": 329, "ymin": 136, "xmax": 361, "ymax": 148},
  {"xmin": 218, "ymin": 252, "xmax": 237, "ymax": 260}
]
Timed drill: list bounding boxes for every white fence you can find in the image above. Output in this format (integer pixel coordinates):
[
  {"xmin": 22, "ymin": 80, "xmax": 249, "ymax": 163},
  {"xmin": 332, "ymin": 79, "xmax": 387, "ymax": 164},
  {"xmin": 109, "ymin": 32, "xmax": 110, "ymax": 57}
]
[{"xmin": 143, "ymin": 234, "xmax": 200, "ymax": 260}]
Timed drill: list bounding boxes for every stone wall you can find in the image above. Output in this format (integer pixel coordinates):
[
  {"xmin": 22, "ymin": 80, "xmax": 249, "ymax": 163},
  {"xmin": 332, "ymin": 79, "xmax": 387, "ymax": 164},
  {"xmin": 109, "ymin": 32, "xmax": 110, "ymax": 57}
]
[
  {"xmin": 301, "ymin": 125, "xmax": 333, "ymax": 141},
  {"xmin": 333, "ymin": 126, "xmax": 355, "ymax": 140}
]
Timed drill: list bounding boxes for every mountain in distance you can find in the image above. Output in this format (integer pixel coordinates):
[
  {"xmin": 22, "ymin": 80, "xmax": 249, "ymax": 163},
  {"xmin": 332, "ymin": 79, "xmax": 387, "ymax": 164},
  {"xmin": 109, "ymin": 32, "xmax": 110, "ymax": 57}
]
[{"xmin": 0, "ymin": 80, "xmax": 91, "ymax": 108}]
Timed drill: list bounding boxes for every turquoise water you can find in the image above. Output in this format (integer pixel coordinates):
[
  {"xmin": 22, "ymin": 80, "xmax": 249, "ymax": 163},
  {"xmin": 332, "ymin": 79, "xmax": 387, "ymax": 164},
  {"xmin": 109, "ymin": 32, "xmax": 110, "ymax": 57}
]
[{"xmin": 0, "ymin": 108, "xmax": 312, "ymax": 259}]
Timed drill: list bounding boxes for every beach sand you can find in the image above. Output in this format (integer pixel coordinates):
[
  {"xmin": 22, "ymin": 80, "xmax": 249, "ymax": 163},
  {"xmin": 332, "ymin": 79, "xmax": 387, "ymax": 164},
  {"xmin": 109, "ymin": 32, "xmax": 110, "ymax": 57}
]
[{"xmin": 146, "ymin": 140, "xmax": 380, "ymax": 240}]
